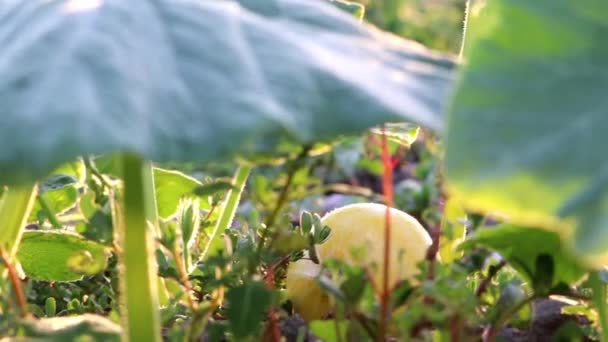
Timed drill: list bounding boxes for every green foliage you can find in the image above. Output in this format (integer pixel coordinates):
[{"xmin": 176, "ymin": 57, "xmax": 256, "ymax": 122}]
[
  {"xmin": 17, "ymin": 231, "xmax": 109, "ymax": 281},
  {"xmin": 225, "ymin": 281, "xmax": 272, "ymax": 338},
  {"xmin": 0, "ymin": 0, "xmax": 453, "ymax": 185},
  {"xmin": 445, "ymin": 0, "xmax": 608, "ymax": 262},
  {"xmin": 0, "ymin": 0, "xmax": 605, "ymax": 341},
  {"xmin": 153, "ymin": 168, "xmax": 207, "ymax": 219},
  {"xmin": 30, "ymin": 180, "xmax": 79, "ymax": 224},
  {"xmin": 363, "ymin": 0, "xmax": 467, "ymax": 52},
  {"xmin": 309, "ymin": 320, "xmax": 349, "ymax": 342},
  {"xmin": 438, "ymin": 199, "xmax": 467, "ymax": 263},
  {"xmin": 462, "ymin": 225, "xmax": 588, "ymax": 288}
]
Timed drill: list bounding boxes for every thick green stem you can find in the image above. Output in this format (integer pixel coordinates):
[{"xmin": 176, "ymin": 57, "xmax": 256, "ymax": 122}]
[
  {"xmin": 118, "ymin": 154, "xmax": 161, "ymax": 342},
  {"xmin": 201, "ymin": 164, "xmax": 252, "ymax": 260},
  {"xmin": 590, "ymin": 272, "xmax": 608, "ymax": 342},
  {"xmin": 141, "ymin": 164, "xmax": 170, "ymax": 307},
  {"xmin": 0, "ymin": 185, "xmax": 37, "ymax": 258}
]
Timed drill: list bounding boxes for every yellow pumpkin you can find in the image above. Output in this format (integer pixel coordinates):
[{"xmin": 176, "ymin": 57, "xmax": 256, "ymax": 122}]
[{"xmin": 285, "ymin": 203, "xmax": 432, "ymax": 320}]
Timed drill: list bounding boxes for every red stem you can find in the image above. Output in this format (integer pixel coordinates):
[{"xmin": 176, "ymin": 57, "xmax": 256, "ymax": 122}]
[
  {"xmin": 0, "ymin": 248, "xmax": 28, "ymax": 318},
  {"xmin": 378, "ymin": 125, "xmax": 394, "ymax": 342},
  {"xmin": 263, "ymin": 265, "xmax": 281, "ymax": 342}
]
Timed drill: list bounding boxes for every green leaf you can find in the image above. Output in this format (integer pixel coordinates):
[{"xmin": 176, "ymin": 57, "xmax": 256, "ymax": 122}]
[
  {"xmin": 438, "ymin": 198, "xmax": 467, "ymax": 263},
  {"xmin": 461, "ymin": 225, "xmax": 587, "ymax": 287},
  {"xmin": 340, "ymin": 270, "xmax": 367, "ymax": 304},
  {"xmin": 273, "ymin": 231, "xmax": 309, "ymax": 254},
  {"xmin": 0, "ymin": 185, "xmax": 37, "ymax": 259},
  {"xmin": 178, "ymin": 198, "xmax": 200, "ymax": 252},
  {"xmin": 309, "ymin": 320, "xmax": 348, "ymax": 342},
  {"xmin": 0, "ymin": 0, "xmax": 454, "ymax": 185},
  {"xmin": 93, "ymin": 153, "xmax": 122, "ymax": 177},
  {"xmin": 445, "ymin": 0, "xmax": 608, "ymax": 264},
  {"xmin": 16, "ymin": 314, "xmax": 121, "ymax": 342},
  {"xmin": 17, "ymin": 231, "xmax": 109, "ymax": 281},
  {"xmin": 225, "ymin": 281, "xmax": 272, "ymax": 338},
  {"xmin": 51, "ymin": 160, "xmax": 86, "ymax": 183},
  {"xmin": 553, "ymin": 320, "xmax": 586, "ymax": 341},
  {"xmin": 533, "ymin": 254, "xmax": 555, "ymax": 295},
  {"xmin": 153, "ymin": 168, "xmax": 205, "ymax": 219},
  {"xmin": 75, "ymin": 191, "xmax": 114, "ymax": 244},
  {"xmin": 192, "ymin": 181, "xmax": 235, "ymax": 198},
  {"xmin": 40, "ymin": 174, "xmax": 79, "ymax": 193},
  {"xmin": 369, "ymin": 123, "xmax": 420, "ymax": 147},
  {"xmin": 29, "ymin": 185, "xmax": 78, "ymax": 223}
]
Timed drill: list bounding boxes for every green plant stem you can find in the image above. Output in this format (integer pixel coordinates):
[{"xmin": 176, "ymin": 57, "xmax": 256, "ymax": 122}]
[
  {"xmin": 201, "ymin": 164, "xmax": 252, "ymax": 259},
  {"xmin": 118, "ymin": 153, "xmax": 161, "ymax": 342},
  {"xmin": 37, "ymin": 193, "xmax": 63, "ymax": 229},
  {"xmin": 0, "ymin": 185, "xmax": 37, "ymax": 258},
  {"xmin": 590, "ymin": 272, "xmax": 608, "ymax": 342},
  {"xmin": 141, "ymin": 163, "xmax": 170, "ymax": 307},
  {"xmin": 252, "ymin": 146, "xmax": 311, "ymax": 275},
  {"xmin": 0, "ymin": 247, "xmax": 29, "ymax": 317},
  {"xmin": 85, "ymin": 157, "xmax": 112, "ymax": 189}
]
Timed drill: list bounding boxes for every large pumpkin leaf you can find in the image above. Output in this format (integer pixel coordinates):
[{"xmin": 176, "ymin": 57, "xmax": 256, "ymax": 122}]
[
  {"xmin": 17, "ymin": 231, "xmax": 109, "ymax": 281},
  {"xmin": 445, "ymin": 0, "xmax": 608, "ymax": 265},
  {"xmin": 0, "ymin": 0, "xmax": 454, "ymax": 185}
]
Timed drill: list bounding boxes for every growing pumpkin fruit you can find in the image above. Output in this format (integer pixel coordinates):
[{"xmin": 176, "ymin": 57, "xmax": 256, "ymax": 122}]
[{"xmin": 286, "ymin": 203, "xmax": 432, "ymax": 320}]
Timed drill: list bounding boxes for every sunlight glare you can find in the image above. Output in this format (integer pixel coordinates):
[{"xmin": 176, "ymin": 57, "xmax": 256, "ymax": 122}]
[{"xmin": 64, "ymin": 0, "xmax": 102, "ymax": 13}]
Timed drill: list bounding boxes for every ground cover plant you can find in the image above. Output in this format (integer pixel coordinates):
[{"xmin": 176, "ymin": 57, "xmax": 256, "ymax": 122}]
[{"xmin": 0, "ymin": 0, "xmax": 606, "ymax": 341}]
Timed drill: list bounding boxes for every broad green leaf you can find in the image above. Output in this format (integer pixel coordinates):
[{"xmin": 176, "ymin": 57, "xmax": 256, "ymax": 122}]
[
  {"xmin": 461, "ymin": 225, "xmax": 587, "ymax": 287},
  {"xmin": 0, "ymin": 0, "xmax": 454, "ymax": 185},
  {"xmin": 225, "ymin": 281, "xmax": 272, "ymax": 338},
  {"xmin": 15, "ymin": 314, "xmax": 121, "ymax": 342},
  {"xmin": 17, "ymin": 231, "xmax": 109, "ymax": 281},
  {"xmin": 445, "ymin": 0, "xmax": 608, "ymax": 264},
  {"xmin": 154, "ymin": 168, "xmax": 206, "ymax": 219},
  {"xmin": 309, "ymin": 320, "xmax": 349, "ymax": 342}
]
